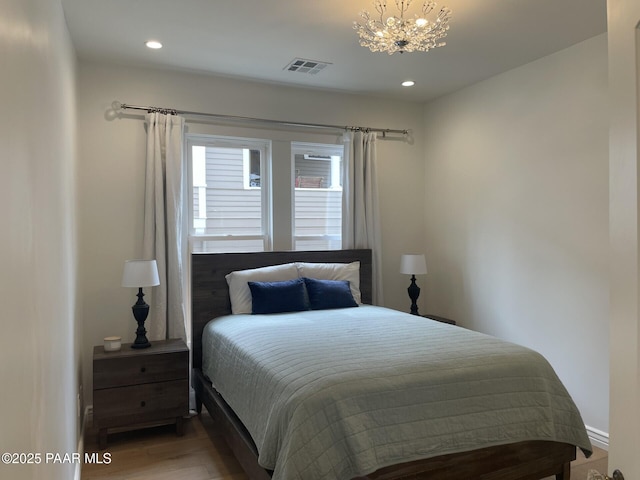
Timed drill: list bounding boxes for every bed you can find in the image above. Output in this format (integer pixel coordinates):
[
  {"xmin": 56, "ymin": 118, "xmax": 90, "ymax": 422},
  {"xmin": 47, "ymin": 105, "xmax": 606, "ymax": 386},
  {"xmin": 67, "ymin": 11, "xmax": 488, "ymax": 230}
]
[{"xmin": 191, "ymin": 249, "xmax": 591, "ymax": 480}]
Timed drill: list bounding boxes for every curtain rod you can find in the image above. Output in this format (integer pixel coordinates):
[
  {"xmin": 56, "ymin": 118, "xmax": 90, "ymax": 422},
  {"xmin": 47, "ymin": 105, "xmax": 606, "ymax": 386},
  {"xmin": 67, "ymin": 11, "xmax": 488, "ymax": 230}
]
[{"xmin": 113, "ymin": 101, "xmax": 409, "ymax": 137}]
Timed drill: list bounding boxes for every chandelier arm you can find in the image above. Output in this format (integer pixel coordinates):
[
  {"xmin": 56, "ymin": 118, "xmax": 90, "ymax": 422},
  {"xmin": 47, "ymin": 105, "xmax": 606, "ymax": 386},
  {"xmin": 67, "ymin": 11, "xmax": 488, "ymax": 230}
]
[
  {"xmin": 422, "ymin": 1, "xmax": 435, "ymax": 16},
  {"xmin": 438, "ymin": 7, "xmax": 451, "ymax": 21},
  {"xmin": 374, "ymin": 0, "xmax": 386, "ymax": 19}
]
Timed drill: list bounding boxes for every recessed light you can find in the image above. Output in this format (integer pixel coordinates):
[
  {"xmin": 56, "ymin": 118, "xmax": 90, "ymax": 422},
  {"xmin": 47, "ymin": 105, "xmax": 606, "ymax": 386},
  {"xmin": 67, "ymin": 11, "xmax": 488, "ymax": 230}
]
[
  {"xmin": 402, "ymin": 80, "xmax": 415, "ymax": 87},
  {"xmin": 145, "ymin": 40, "xmax": 163, "ymax": 49}
]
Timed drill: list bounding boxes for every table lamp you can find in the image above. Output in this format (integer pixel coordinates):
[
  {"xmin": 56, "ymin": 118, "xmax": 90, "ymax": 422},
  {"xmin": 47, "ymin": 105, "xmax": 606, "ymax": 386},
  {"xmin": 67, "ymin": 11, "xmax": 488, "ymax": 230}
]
[
  {"xmin": 122, "ymin": 259, "xmax": 160, "ymax": 349},
  {"xmin": 400, "ymin": 254, "xmax": 427, "ymax": 315}
]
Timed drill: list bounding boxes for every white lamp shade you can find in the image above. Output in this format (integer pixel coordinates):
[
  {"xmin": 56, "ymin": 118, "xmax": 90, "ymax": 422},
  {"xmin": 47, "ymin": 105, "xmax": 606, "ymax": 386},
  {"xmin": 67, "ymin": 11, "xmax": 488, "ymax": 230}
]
[
  {"xmin": 122, "ymin": 260, "xmax": 160, "ymax": 287},
  {"xmin": 400, "ymin": 254, "xmax": 427, "ymax": 275}
]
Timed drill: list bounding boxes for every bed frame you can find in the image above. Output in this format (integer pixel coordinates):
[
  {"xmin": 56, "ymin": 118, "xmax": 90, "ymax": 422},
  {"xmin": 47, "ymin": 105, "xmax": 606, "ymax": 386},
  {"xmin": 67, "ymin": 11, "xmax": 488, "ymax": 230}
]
[{"xmin": 191, "ymin": 249, "xmax": 576, "ymax": 480}]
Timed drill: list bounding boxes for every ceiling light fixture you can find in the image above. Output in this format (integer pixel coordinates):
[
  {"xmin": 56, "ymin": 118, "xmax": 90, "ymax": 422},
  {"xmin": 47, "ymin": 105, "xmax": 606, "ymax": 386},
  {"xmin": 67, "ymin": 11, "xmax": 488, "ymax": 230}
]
[
  {"xmin": 354, "ymin": 0, "xmax": 451, "ymax": 55},
  {"xmin": 145, "ymin": 40, "xmax": 163, "ymax": 49},
  {"xmin": 402, "ymin": 80, "xmax": 415, "ymax": 87}
]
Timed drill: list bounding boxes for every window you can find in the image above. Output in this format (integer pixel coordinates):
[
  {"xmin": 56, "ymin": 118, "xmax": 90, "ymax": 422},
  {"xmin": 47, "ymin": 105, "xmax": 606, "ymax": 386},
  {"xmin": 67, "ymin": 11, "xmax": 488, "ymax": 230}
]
[
  {"xmin": 188, "ymin": 135, "xmax": 344, "ymax": 253},
  {"xmin": 188, "ymin": 135, "xmax": 270, "ymax": 253},
  {"xmin": 292, "ymin": 143, "xmax": 343, "ymax": 251}
]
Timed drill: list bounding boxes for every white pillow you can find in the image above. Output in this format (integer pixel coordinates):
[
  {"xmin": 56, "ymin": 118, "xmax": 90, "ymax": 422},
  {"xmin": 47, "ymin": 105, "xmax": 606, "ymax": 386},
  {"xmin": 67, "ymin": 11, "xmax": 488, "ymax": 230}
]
[
  {"xmin": 225, "ymin": 263, "xmax": 299, "ymax": 314},
  {"xmin": 295, "ymin": 261, "xmax": 362, "ymax": 304}
]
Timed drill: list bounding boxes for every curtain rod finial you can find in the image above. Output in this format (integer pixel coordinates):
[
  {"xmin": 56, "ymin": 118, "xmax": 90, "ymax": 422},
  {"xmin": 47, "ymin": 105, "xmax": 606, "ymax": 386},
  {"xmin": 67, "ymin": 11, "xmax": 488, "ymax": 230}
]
[{"xmin": 112, "ymin": 100, "xmax": 122, "ymax": 110}]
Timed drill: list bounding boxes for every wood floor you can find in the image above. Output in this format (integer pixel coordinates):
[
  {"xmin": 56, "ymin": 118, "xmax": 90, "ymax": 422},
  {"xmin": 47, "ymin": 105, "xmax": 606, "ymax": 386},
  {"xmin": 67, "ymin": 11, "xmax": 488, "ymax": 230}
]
[
  {"xmin": 82, "ymin": 412, "xmax": 608, "ymax": 480},
  {"xmin": 82, "ymin": 412, "xmax": 247, "ymax": 480}
]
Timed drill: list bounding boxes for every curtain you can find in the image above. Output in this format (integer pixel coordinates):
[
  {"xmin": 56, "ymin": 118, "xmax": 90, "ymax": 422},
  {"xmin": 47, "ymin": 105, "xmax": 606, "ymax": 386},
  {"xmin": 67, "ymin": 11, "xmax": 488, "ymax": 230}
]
[
  {"xmin": 342, "ymin": 131, "xmax": 384, "ymax": 304},
  {"xmin": 142, "ymin": 112, "xmax": 187, "ymax": 342}
]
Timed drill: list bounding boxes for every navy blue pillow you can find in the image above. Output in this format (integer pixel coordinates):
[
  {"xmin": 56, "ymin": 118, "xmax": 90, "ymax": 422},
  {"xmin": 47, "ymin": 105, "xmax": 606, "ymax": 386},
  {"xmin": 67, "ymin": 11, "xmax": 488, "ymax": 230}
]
[
  {"xmin": 248, "ymin": 278, "xmax": 309, "ymax": 314},
  {"xmin": 303, "ymin": 277, "xmax": 358, "ymax": 310}
]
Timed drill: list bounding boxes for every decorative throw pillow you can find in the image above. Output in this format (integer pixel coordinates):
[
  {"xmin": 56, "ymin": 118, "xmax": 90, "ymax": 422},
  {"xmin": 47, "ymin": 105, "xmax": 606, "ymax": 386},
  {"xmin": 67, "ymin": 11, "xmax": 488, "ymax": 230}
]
[
  {"xmin": 303, "ymin": 277, "xmax": 358, "ymax": 310},
  {"xmin": 248, "ymin": 278, "xmax": 309, "ymax": 315},
  {"xmin": 225, "ymin": 263, "xmax": 299, "ymax": 314},
  {"xmin": 295, "ymin": 261, "xmax": 362, "ymax": 303}
]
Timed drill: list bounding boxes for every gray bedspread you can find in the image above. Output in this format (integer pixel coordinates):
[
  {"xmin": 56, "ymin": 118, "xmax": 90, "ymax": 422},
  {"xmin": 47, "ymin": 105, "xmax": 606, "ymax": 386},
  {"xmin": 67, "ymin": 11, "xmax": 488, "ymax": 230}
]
[{"xmin": 202, "ymin": 305, "xmax": 591, "ymax": 480}]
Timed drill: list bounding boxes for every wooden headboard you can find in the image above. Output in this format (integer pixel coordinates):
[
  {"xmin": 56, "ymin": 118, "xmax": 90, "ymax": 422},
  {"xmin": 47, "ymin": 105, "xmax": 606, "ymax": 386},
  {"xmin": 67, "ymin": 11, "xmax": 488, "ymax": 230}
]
[{"xmin": 191, "ymin": 249, "xmax": 372, "ymax": 368}]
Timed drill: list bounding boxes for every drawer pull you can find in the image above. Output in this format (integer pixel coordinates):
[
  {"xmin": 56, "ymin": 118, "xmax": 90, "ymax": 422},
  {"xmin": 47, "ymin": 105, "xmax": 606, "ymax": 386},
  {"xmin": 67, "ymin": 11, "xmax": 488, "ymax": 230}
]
[
  {"xmin": 140, "ymin": 367, "xmax": 146, "ymax": 373},
  {"xmin": 140, "ymin": 401, "xmax": 146, "ymax": 407}
]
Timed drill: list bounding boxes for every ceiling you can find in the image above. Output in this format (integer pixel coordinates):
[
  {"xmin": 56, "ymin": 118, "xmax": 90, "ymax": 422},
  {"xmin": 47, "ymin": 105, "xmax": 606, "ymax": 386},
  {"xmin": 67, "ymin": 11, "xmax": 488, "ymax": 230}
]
[{"xmin": 61, "ymin": 0, "xmax": 607, "ymax": 103}]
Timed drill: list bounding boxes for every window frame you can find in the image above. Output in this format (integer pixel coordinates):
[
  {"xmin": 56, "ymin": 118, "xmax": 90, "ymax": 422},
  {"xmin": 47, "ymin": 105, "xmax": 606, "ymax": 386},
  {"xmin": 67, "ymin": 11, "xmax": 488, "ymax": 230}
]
[{"xmin": 186, "ymin": 133, "xmax": 272, "ymax": 252}]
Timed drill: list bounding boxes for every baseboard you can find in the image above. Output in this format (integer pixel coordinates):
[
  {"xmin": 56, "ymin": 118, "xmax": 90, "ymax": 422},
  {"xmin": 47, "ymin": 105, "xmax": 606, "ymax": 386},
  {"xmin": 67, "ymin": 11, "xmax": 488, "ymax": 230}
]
[
  {"xmin": 586, "ymin": 425, "xmax": 609, "ymax": 451},
  {"xmin": 73, "ymin": 406, "xmax": 90, "ymax": 480},
  {"xmin": 73, "ymin": 435, "xmax": 83, "ymax": 480}
]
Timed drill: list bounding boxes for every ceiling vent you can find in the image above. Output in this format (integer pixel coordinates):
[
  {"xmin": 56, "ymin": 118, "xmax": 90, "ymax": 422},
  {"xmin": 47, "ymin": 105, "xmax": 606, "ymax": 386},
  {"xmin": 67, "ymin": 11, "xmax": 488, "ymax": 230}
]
[{"xmin": 284, "ymin": 58, "xmax": 331, "ymax": 75}]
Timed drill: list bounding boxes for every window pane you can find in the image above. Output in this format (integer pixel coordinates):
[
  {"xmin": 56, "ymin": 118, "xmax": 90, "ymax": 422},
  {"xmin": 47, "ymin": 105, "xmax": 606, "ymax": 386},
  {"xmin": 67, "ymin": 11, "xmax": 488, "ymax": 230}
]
[
  {"xmin": 197, "ymin": 146, "xmax": 262, "ymax": 236},
  {"xmin": 189, "ymin": 139, "xmax": 268, "ymax": 253},
  {"xmin": 293, "ymin": 144, "xmax": 343, "ymax": 251},
  {"xmin": 248, "ymin": 150, "xmax": 261, "ymax": 187}
]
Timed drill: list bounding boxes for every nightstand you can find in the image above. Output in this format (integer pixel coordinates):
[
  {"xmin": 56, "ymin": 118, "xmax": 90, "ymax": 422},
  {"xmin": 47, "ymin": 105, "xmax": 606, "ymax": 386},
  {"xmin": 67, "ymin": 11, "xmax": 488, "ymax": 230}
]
[
  {"xmin": 423, "ymin": 314, "xmax": 456, "ymax": 326},
  {"xmin": 92, "ymin": 338, "xmax": 189, "ymax": 449}
]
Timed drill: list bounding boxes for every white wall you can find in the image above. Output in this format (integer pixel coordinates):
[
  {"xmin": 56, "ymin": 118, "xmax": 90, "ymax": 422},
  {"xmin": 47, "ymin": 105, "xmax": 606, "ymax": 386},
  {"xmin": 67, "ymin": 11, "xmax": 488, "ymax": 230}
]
[
  {"xmin": 0, "ymin": 1, "xmax": 80, "ymax": 479},
  {"xmin": 422, "ymin": 34, "xmax": 609, "ymax": 439},
  {"xmin": 76, "ymin": 62, "xmax": 426, "ymax": 404}
]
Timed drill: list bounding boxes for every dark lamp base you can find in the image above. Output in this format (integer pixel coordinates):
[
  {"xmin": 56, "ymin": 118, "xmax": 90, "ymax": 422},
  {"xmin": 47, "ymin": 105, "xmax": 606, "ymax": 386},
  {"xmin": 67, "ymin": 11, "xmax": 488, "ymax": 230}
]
[
  {"xmin": 407, "ymin": 274, "xmax": 421, "ymax": 316},
  {"xmin": 130, "ymin": 287, "xmax": 152, "ymax": 349}
]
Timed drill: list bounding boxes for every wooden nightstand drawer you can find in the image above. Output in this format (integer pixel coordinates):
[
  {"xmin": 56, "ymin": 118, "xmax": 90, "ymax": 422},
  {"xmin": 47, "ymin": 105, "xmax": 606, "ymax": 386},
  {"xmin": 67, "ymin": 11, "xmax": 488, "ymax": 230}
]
[
  {"xmin": 94, "ymin": 350, "xmax": 187, "ymax": 389},
  {"xmin": 93, "ymin": 379, "xmax": 188, "ymax": 428}
]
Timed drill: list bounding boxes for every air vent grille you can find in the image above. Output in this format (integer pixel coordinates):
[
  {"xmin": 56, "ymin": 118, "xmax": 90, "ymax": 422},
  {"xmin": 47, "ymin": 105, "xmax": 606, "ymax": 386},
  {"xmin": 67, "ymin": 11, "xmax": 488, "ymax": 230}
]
[{"xmin": 284, "ymin": 58, "xmax": 331, "ymax": 75}]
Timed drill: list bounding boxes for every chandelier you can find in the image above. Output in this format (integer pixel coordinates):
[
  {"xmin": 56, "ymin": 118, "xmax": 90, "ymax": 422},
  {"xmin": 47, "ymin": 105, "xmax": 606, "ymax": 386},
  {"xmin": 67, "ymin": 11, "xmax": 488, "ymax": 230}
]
[{"xmin": 354, "ymin": 0, "xmax": 452, "ymax": 55}]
